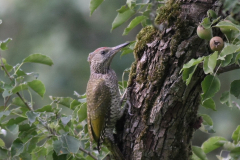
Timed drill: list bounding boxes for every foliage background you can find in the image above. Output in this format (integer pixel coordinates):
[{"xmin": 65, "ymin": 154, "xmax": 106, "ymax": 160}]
[
  {"xmin": 0, "ymin": 0, "xmax": 135, "ymax": 105},
  {"xmin": 0, "ymin": 0, "xmax": 240, "ymax": 159}
]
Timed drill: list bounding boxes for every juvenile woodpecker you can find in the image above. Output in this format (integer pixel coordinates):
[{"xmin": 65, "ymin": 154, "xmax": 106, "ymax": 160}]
[{"xmin": 86, "ymin": 42, "xmax": 130, "ymax": 159}]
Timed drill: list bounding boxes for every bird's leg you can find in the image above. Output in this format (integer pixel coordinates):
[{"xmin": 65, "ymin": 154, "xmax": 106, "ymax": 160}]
[{"xmin": 119, "ymin": 87, "xmax": 133, "ymax": 119}]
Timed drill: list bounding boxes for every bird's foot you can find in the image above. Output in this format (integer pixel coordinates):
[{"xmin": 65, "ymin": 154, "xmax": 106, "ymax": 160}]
[{"xmin": 119, "ymin": 87, "xmax": 133, "ymax": 117}]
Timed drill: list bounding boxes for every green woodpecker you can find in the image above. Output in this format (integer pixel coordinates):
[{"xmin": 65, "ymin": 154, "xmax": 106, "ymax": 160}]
[{"xmin": 86, "ymin": 42, "xmax": 130, "ymax": 159}]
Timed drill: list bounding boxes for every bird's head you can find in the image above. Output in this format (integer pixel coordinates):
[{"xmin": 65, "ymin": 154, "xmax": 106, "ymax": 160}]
[{"xmin": 88, "ymin": 42, "xmax": 130, "ymax": 74}]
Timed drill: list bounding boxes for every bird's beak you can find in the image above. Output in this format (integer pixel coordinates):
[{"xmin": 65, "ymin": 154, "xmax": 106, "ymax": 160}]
[
  {"xmin": 111, "ymin": 42, "xmax": 130, "ymax": 56},
  {"xmin": 112, "ymin": 42, "xmax": 130, "ymax": 51}
]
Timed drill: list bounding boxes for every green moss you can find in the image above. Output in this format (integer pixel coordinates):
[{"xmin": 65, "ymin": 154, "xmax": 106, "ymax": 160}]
[
  {"xmin": 134, "ymin": 26, "xmax": 158, "ymax": 59},
  {"xmin": 154, "ymin": 0, "xmax": 192, "ymax": 55},
  {"xmin": 127, "ymin": 61, "xmax": 137, "ymax": 86},
  {"xmin": 170, "ymin": 18, "xmax": 192, "ymax": 55},
  {"xmin": 155, "ymin": 0, "xmax": 180, "ymax": 25}
]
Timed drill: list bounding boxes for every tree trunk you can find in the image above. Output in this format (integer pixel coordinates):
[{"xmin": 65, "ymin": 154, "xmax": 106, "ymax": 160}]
[{"xmin": 116, "ymin": 0, "xmax": 221, "ymax": 159}]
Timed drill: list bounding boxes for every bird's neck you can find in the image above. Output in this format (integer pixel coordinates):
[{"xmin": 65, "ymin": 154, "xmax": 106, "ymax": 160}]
[{"xmin": 90, "ymin": 65, "xmax": 110, "ymax": 74}]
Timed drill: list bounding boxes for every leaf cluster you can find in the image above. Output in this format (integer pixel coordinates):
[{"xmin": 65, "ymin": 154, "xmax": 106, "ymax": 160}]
[
  {"xmin": 0, "ymin": 21, "xmax": 109, "ymax": 160},
  {"xmin": 180, "ymin": 10, "xmax": 240, "ymax": 160}
]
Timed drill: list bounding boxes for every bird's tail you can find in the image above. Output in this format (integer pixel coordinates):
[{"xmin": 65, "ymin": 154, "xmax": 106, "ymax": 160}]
[
  {"xmin": 97, "ymin": 140, "xmax": 101, "ymax": 153},
  {"xmin": 104, "ymin": 137, "xmax": 125, "ymax": 160}
]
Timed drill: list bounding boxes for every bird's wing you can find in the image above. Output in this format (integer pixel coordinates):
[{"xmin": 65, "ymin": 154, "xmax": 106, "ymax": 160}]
[{"xmin": 87, "ymin": 78, "xmax": 111, "ymax": 148}]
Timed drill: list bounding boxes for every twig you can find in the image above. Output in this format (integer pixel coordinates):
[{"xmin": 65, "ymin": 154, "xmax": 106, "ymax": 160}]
[
  {"xmin": 79, "ymin": 147, "xmax": 98, "ymax": 160},
  {"xmin": 0, "ymin": 52, "xmax": 33, "ymax": 111},
  {"xmin": 4, "ymin": 96, "xmax": 11, "ymax": 107},
  {"xmin": 216, "ymin": 64, "xmax": 240, "ymax": 74}
]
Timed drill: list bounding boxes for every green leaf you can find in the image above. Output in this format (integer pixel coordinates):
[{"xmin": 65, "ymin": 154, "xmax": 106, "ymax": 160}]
[
  {"xmin": 181, "ymin": 57, "xmax": 204, "ymax": 70},
  {"xmin": 181, "ymin": 57, "xmax": 204, "ymax": 85},
  {"xmin": 26, "ymin": 111, "xmax": 40, "ymax": 126},
  {"xmin": 230, "ymin": 147, "xmax": 240, "ymax": 158},
  {"xmin": 232, "ymin": 125, "xmax": 240, "ymax": 143},
  {"xmin": 11, "ymin": 83, "xmax": 28, "ymax": 94},
  {"xmin": 202, "ymin": 98, "xmax": 216, "ymax": 111},
  {"xmin": 207, "ymin": 10, "xmax": 217, "ymax": 19},
  {"xmin": 60, "ymin": 134, "xmax": 81, "ymax": 154},
  {"xmin": 200, "ymin": 114, "xmax": 213, "ymax": 126},
  {"xmin": 112, "ymin": 6, "xmax": 135, "ymax": 31},
  {"xmin": 123, "ymin": 16, "xmax": 147, "ymax": 35},
  {"xmin": 211, "ymin": 16, "xmax": 221, "ymax": 26},
  {"xmin": 16, "ymin": 69, "xmax": 27, "ymax": 77},
  {"xmin": 0, "ymin": 110, "xmax": 10, "ymax": 119},
  {"xmin": 208, "ymin": 51, "xmax": 218, "ymax": 73},
  {"xmin": 201, "ymin": 75, "xmax": 220, "ymax": 103},
  {"xmin": 61, "ymin": 115, "xmax": 72, "ymax": 126},
  {"xmin": 78, "ymin": 103, "xmax": 87, "ymax": 122},
  {"xmin": 19, "ymin": 124, "xmax": 36, "ymax": 133},
  {"xmin": 203, "ymin": 52, "xmax": 218, "ymax": 74},
  {"xmin": 31, "ymin": 146, "xmax": 48, "ymax": 159},
  {"xmin": 0, "ymin": 148, "xmax": 8, "ymax": 159},
  {"xmin": 12, "ymin": 97, "xmax": 28, "ymax": 108},
  {"xmin": 182, "ymin": 65, "xmax": 198, "ymax": 86},
  {"xmin": 27, "ymin": 137, "xmax": 39, "ymax": 153},
  {"xmin": 201, "ymin": 17, "xmax": 211, "ymax": 29},
  {"xmin": 6, "ymin": 124, "xmax": 19, "ymax": 135},
  {"xmin": 0, "ymin": 58, "xmax": 13, "ymax": 72},
  {"xmin": 220, "ymin": 91, "xmax": 232, "ymax": 107},
  {"xmin": 201, "ymin": 136, "xmax": 227, "ymax": 154},
  {"xmin": 203, "ymin": 56, "xmax": 211, "ymax": 74},
  {"xmin": 23, "ymin": 54, "xmax": 53, "ymax": 66},
  {"xmin": 216, "ymin": 20, "xmax": 240, "ymax": 32},
  {"xmin": 223, "ymin": 0, "xmax": 238, "ymax": 11},
  {"xmin": 0, "ymin": 81, "xmax": 4, "ymax": 93},
  {"xmin": 219, "ymin": 44, "xmax": 239, "ymax": 59},
  {"xmin": 11, "ymin": 139, "xmax": 24, "ymax": 157},
  {"xmin": 0, "ymin": 38, "xmax": 12, "ymax": 50},
  {"xmin": 53, "ymin": 140, "xmax": 68, "ymax": 155},
  {"xmin": 221, "ymin": 54, "xmax": 233, "ymax": 67},
  {"xmin": 28, "ymin": 80, "xmax": 46, "ymax": 98},
  {"xmin": 70, "ymin": 99, "xmax": 81, "ymax": 110},
  {"xmin": 199, "ymin": 114, "xmax": 215, "ymax": 133},
  {"xmin": 192, "ymin": 146, "xmax": 208, "ymax": 160},
  {"xmin": 35, "ymin": 105, "xmax": 53, "ymax": 112},
  {"xmin": 11, "ymin": 107, "xmax": 28, "ymax": 118},
  {"xmin": 235, "ymin": 52, "xmax": 240, "ymax": 64},
  {"xmin": 230, "ymin": 80, "xmax": 240, "ymax": 99},
  {"xmin": 5, "ymin": 117, "xmax": 27, "ymax": 126},
  {"xmin": 121, "ymin": 48, "xmax": 133, "ymax": 57},
  {"xmin": 0, "ymin": 138, "xmax": 5, "ymax": 147},
  {"xmin": 89, "ymin": 0, "xmax": 104, "ymax": 15}
]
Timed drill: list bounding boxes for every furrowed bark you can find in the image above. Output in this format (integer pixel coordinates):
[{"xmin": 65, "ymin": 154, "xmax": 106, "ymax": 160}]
[{"xmin": 116, "ymin": 0, "xmax": 221, "ymax": 159}]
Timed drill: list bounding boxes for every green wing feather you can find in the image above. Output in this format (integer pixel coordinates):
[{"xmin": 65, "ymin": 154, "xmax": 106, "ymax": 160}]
[{"xmin": 87, "ymin": 78, "xmax": 111, "ymax": 149}]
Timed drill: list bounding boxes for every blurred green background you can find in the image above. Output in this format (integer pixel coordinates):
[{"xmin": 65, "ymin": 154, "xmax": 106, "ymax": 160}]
[
  {"xmin": 0, "ymin": 1, "xmax": 240, "ymax": 159},
  {"xmin": 0, "ymin": 0, "xmax": 136, "ymax": 106}
]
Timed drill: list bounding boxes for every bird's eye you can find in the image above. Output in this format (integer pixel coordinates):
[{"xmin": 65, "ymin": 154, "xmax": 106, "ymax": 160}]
[{"xmin": 100, "ymin": 51, "xmax": 106, "ymax": 55}]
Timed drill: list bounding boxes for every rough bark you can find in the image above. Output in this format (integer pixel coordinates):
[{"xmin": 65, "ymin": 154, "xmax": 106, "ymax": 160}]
[{"xmin": 116, "ymin": 0, "xmax": 221, "ymax": 159}]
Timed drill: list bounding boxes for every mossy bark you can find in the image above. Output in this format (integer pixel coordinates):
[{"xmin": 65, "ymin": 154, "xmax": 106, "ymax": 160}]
[{"xmin": 116, "ymin": 0, "xmax": 220, "ymax": 159}]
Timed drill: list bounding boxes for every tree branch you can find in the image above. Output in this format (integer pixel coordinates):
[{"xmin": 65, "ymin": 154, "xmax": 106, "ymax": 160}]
[
  {"xmin": 0, "ymin": 54, "xmax": 33, "ymax": 111},
  {"xmin": 79, "ymin": 147, "xmax": 98, "ymax": 160},
  {"xmin": 216, "ymin": 64, "xmax": 240, "ymax": 74}
]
